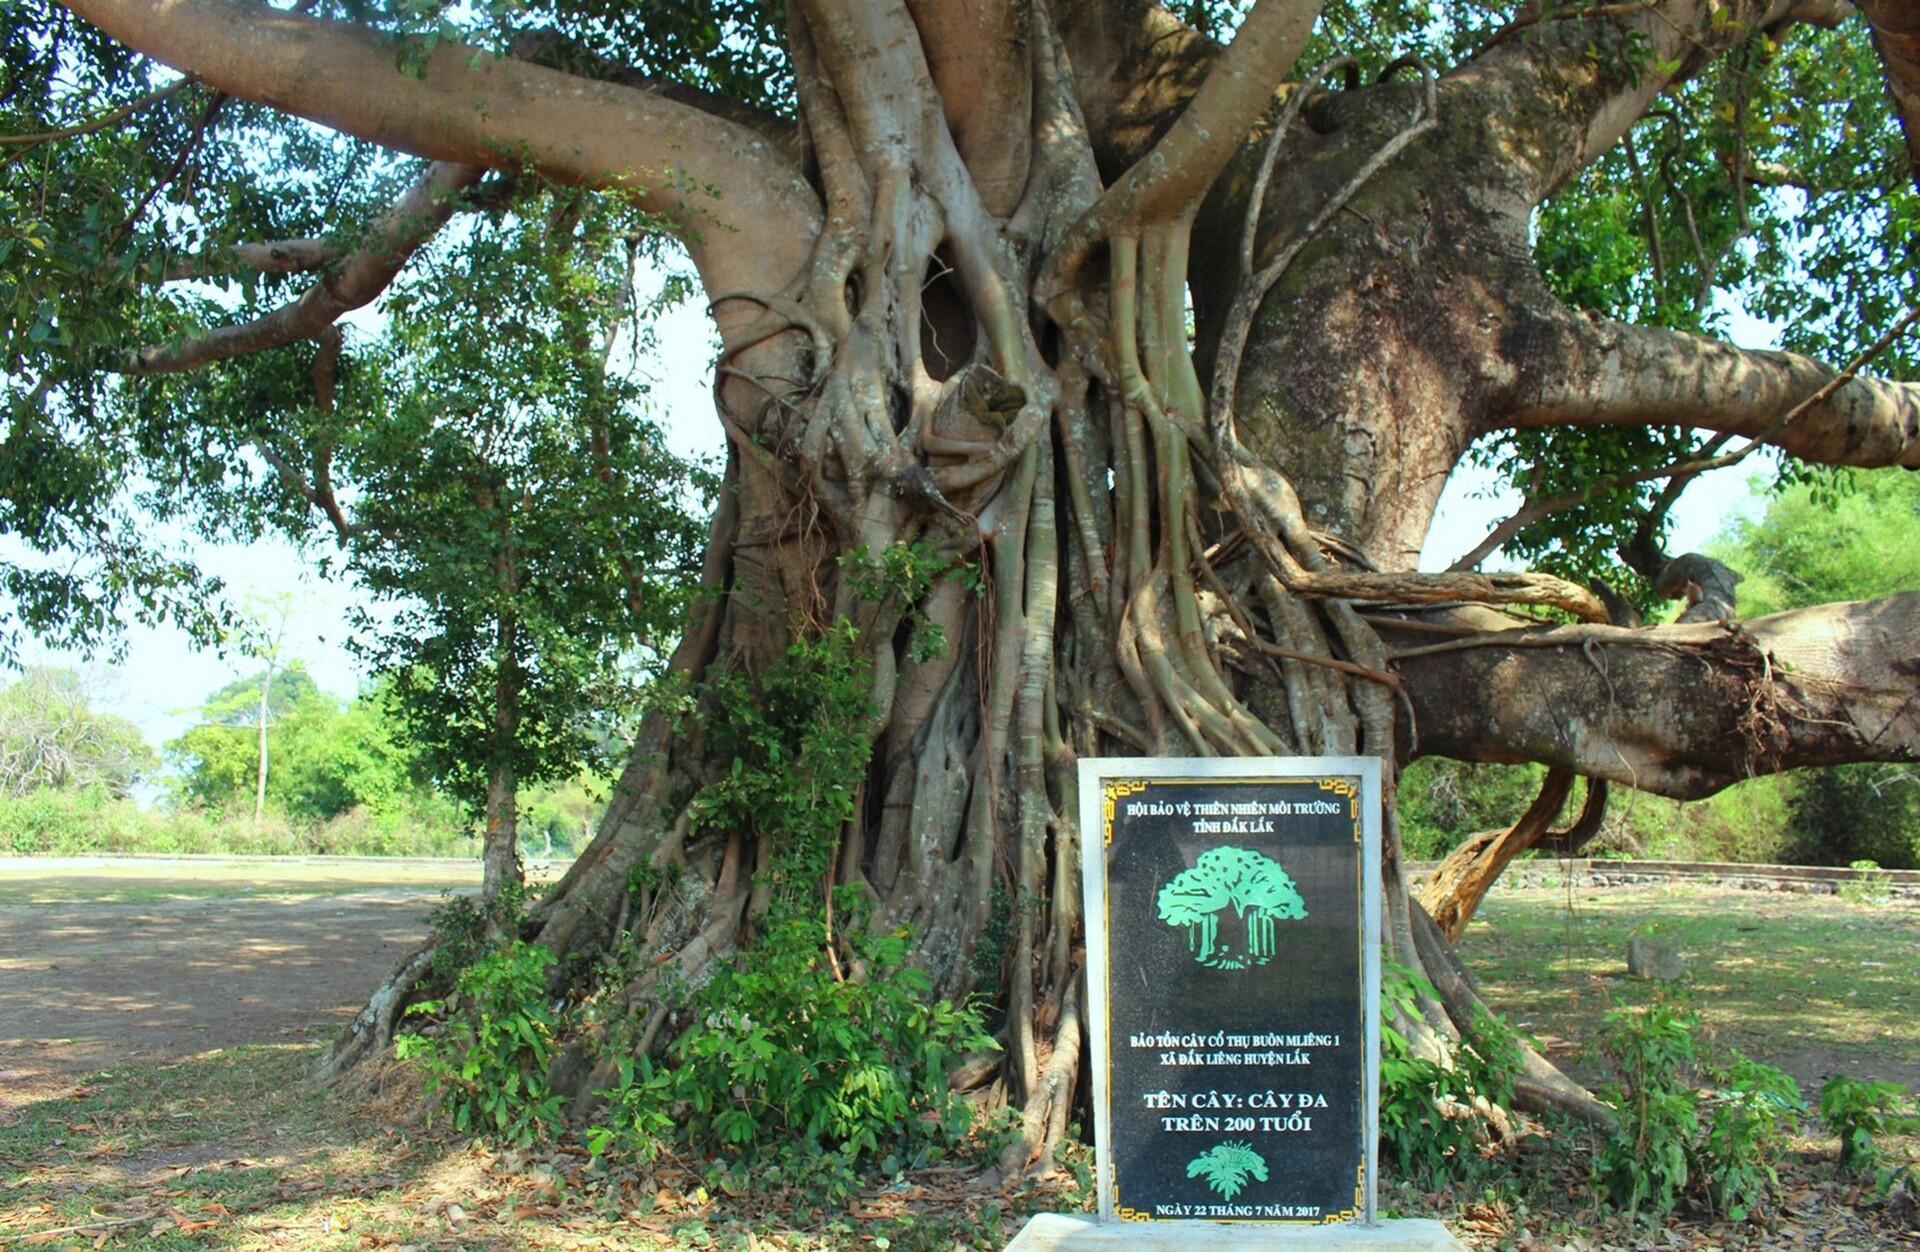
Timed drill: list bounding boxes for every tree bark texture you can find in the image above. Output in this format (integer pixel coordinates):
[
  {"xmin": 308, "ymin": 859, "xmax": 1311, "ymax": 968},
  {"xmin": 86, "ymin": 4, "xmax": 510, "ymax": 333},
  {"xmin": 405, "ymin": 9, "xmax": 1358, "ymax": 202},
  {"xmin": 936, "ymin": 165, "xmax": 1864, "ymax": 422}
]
[{"xmin": 67, "ymin": 0, "xmax": 1920, "ymax": 1160}]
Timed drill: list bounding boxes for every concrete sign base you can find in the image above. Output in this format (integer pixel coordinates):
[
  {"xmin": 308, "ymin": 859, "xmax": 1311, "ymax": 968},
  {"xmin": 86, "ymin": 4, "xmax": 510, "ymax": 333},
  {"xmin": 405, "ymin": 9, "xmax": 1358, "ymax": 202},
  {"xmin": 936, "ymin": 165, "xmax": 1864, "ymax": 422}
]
[{"xmin": 1005, "ymin": 1213, "xmax": 1467, "ymax": 1251}]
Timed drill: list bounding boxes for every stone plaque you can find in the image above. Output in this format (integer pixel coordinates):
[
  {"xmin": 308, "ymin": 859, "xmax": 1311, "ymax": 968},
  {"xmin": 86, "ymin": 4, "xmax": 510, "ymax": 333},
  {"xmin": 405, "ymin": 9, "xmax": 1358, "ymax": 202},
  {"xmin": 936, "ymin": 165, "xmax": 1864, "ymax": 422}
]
[{"xmin": 1079, "ymin": 757, "xmax": 1381, "ymax": 1227}]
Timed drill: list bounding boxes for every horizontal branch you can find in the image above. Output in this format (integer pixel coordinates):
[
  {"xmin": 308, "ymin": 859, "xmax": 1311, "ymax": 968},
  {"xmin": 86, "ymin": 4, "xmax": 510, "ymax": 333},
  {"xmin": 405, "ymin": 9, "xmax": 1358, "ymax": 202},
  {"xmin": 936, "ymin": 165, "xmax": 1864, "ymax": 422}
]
[
  {"xmin": 118, "ymin": 160, "xmax": 484, "ymax": 374},
  {"xmin": 1502, "ymin": 314, "xmax": 1920, "ymax": 469},
  {"xmin": 164, "ymin": 237, "xmax": 338, "ymax": 281},
  {"xmin": 60, "ymin": 0, "xmax": 821, "ymax": 298},
  {"xmin": 1393, "ymin": 594, "xmax": 1920, "ymax": 799}
]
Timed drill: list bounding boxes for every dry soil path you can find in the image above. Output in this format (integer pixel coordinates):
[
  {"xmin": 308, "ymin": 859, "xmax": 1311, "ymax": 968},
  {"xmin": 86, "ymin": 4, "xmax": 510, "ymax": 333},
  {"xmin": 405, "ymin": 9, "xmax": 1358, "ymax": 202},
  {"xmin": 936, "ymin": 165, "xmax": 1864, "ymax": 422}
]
[{"xmin": 0, "ymin": 857, "xmax": 481, "ymax": 1117}]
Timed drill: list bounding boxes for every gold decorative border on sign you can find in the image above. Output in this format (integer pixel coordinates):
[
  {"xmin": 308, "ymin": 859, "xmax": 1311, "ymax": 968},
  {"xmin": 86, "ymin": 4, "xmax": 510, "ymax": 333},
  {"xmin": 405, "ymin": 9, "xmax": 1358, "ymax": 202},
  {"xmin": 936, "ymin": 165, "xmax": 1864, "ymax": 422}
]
[
  {"xmin": 1102, "ymin": 779, "xmax": 1149, "ymax": 845},
  {"xmin": 1319, "ymin": 776, "xmax": 1363, "ymax": 836},
  {"xmin": 1100, "ymin": 771, "xmax": 1371, "ymax": 1223}
]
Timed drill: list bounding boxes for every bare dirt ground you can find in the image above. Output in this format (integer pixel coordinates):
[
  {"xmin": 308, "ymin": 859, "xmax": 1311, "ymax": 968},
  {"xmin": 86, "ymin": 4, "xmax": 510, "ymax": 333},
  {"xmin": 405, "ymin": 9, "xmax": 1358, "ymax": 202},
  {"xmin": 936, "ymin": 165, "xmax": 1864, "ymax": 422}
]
[
  {"xmin": 0, "ymin": 857, "xmax": 480, "ymax": 1118},
  {"xmin": 0, "ymin": 861, "xmax": 1914, "ymax": 1249}
]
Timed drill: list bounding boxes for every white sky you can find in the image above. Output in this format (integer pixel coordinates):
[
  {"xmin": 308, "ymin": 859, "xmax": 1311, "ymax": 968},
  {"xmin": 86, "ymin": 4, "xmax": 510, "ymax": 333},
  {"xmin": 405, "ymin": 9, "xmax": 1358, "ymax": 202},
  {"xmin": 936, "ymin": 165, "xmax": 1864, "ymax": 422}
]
[{"xmin": 15, "ymin": 286, "xmax": 1774, "ymax": 754}]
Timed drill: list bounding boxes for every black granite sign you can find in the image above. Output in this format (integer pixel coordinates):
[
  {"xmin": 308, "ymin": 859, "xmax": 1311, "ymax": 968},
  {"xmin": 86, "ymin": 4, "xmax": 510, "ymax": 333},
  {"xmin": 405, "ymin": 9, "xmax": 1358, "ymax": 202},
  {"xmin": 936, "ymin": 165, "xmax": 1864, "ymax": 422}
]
[{"xmin": 1085, "ymin": 768, "xmax": 1373, "ymax": 1224}]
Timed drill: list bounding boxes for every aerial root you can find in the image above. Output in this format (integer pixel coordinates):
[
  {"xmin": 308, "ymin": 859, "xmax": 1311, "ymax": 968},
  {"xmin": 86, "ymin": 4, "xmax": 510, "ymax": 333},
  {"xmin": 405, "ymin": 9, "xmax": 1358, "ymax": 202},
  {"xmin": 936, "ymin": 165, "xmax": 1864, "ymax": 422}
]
[
  {"xmin": 312, "ymin": 944, "xmax": 435, "ymax": 1085},
  {"xmin": 1409, "ymin": 902, "xmax": 1615, "ymax": 1130}
]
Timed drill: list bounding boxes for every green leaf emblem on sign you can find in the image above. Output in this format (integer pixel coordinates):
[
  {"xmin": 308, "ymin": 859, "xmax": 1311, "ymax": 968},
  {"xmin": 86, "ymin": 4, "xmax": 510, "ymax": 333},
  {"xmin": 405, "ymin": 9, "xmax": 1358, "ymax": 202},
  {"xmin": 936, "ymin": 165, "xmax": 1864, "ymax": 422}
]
[{"xmin": 1187, "ymin": 1140, "xmax": 1269, "ymax": 1200}]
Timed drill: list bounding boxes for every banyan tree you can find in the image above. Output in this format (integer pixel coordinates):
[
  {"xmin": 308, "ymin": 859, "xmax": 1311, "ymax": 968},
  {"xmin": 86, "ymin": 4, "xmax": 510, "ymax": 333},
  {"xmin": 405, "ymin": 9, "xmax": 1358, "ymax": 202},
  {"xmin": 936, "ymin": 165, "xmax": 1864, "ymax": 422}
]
[{"xmin": 10, "ymin": 0, "xmax": 1920, "ymax": 1170}]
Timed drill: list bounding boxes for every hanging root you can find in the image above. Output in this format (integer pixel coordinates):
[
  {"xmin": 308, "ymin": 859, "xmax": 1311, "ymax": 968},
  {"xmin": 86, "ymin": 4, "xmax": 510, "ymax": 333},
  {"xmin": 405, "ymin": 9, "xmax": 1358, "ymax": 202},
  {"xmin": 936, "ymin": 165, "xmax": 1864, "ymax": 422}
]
[
  {"xmin": 1418, "ymin": 768, "xmax": 1600, "ymax": 943},
  {"xmin": 1409, "ymin": 901, "xmax": 1615, "ymax": 1129}
]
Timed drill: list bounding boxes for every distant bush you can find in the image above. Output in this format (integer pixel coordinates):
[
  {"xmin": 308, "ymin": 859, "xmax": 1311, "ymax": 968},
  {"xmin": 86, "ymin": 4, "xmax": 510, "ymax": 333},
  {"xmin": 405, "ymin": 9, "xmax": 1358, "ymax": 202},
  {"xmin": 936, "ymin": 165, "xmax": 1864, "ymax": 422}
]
[
  {"xmin": 0, "ymin": 788, "xmax": 471, "ymax": 858},
  {"xmin": 0, "ymin": 668, "xmax": 155, "ymax": 797},
  {"xmin": 1398, "ymin": 759, "xmax": 1548, "ymax": 860},
  {"xmin": 1607, "ymin": 776, "xmax": 1799, "ymax": 865}
]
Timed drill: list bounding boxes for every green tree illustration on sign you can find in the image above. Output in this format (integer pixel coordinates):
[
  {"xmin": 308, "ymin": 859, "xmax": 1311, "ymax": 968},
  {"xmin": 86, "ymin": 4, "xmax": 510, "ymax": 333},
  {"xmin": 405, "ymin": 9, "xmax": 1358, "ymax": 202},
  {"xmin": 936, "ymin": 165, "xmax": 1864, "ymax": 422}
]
[
  {"xmin": 1157, "ymin": 846, "xmax": 1307, "ymax": 969},
  {"xmin": 1187, "ymin": 1141, "xmax": 1269, "ymax": 1201}
]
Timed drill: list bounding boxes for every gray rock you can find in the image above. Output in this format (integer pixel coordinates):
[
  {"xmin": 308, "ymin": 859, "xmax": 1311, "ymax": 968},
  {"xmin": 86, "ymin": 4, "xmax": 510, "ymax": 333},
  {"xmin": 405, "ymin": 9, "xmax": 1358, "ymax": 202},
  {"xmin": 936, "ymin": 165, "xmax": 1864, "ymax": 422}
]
[{"xmin": 1627, "ymin": 938, "xmax": 1687, "ymax": 981}]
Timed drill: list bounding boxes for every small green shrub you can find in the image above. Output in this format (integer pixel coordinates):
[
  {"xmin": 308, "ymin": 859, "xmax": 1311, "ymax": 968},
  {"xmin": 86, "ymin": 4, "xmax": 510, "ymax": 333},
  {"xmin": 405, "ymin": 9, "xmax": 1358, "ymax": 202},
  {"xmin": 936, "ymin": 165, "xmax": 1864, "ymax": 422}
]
[
  {"xmin": 1593, "ymin": 997, "xmax": 1801, "ymax": 1220},
  {"xmin": 590, "ymin": 907, "xmax": 994, "ymax": 1169},
  {"xmin": 1593, "ymin": 999, "xmax": 1702, "ymax": 1216},
  {"xmin": 1700, "ymin": 1052, "xmax": 1800, "ymax": 1221},
  {"xmin": 1379, "ymin": 965, "xmax": 1521, "ymax": 1185},
  {"xmin": 423, "ymin": 891, "xmax": 496, "ymax": 981},
  {"xmin": 1839, "ymin": 859, "xmax": 1894, "ymax": 905},
  {"xmin": 396, "ymin": 940, "xmax": 565, "ymax": 1144},
  {"xmin": 1819, "ymin": 1074, "xmax": 1920, "ymax": 1180}
]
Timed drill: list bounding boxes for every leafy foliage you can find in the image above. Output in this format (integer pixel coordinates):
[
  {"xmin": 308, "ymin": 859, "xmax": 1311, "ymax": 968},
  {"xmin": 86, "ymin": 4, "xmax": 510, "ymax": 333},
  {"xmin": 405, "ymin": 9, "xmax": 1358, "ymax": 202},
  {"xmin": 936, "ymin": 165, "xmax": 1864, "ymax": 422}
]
[
  {"xmin": 1708, "ymin": 468, "xmax": 1920, "ymax": 868},
  {"xmin": 1718, "ymin": 467, "xmax": 1920, "ymax": 617},
  {"xmin": 165, "ymin": 665, "xmax": 437, "ymax": 821},
  {"xmin": 1819, "ymin": 1074, "xmax": 1920, "ymax": 1180},
  {"xmin": 1593, "ymin": 998, "xmax": 1703, "ymax": 1216},
  {"xmin": 1396, "ymin": 759, "xmax": 1552, "ymax": 859},
  {"xmin": 587, "ymin": 627, "xmax": 995, "ymax": 1170},
  {"xmin": 341, "ymin": 189, "xmax": 713, "ymax": 835},
  {"xmin": 840, "ymin": 540, "xmax": 980, "ymax": 664},
  {"xmin": 1472, "ymin": 15, "xmax": 1919, "ymax": 586},
  {"xmin": 1593, "ymin": 995, "xmax": 1801, "ymax": 1220},
  {"xmin": 593, "ymin": 913, "xmax": 994, "ymax": 1170},
  {"xmin": 1700, "ymin": 1051, "xmax": 1802, "ymax": 1221},
  {"xmin": 396, "ymin": 939, "xmax": 567, "ymax": 1145},
  {"xmin": 1379, "ymin": 964, "xmax": 1522, "ymax": 1186}
]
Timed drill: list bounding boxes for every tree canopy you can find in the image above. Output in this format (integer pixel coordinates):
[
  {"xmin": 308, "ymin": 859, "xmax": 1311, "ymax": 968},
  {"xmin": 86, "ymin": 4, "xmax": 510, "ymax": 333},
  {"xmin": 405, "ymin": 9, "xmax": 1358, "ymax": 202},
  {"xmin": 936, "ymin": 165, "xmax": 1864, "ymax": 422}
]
[{"xmin": 164, "ymin": 662, "xmax": 430, "ymax": 819}]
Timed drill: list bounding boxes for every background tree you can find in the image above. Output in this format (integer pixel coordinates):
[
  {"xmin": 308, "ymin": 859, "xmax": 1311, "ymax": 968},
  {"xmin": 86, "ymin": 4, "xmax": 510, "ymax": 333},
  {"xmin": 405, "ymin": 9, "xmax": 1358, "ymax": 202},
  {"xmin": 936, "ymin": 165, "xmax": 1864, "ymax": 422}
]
[
  {"xmin": 7, "ymin": 0, "xmax": 1920, "ymax": 1169},
  {"xmin": 0, "ymin": 666, "xmax": 154, "ymax": 796},
  {"xmin": 165, "ymin": 662, "xmax": 430, "ymax": 821},
  {"xmin": 220, "ymin": 592, "xmax": 296, "ymax": 825},
  {"xmin": 334, "ymin": 191, "xmax": 712, "ymax": 899}
]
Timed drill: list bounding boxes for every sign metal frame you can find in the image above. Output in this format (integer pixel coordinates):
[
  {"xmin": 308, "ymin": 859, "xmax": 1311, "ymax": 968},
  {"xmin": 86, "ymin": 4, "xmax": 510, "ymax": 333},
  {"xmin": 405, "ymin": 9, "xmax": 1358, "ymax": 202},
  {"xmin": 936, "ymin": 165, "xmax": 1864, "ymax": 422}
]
[{"xmin": 1078, "ymin": 755, "xmax": 1382, "ymax": 1227}]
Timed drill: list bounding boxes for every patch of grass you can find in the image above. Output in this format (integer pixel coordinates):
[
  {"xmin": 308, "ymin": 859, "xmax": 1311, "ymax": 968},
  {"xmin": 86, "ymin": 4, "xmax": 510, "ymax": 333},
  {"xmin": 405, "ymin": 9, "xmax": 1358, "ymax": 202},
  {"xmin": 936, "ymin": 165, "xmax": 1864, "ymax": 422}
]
[{"xmin": 1459, "ymin": 883, "xmax": 1920, "ymax": 1088}]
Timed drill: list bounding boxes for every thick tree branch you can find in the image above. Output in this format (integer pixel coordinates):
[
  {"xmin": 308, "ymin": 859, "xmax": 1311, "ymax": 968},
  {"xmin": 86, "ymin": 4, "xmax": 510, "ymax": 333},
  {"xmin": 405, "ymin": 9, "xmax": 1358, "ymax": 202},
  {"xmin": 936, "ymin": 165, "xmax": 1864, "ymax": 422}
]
[
  {"xmin": 1502, "ymin": 313, "xmax": 1920, "ymax": 469},
  {"xmin": 504, "ymin": 29, "xmax": 797, "ymax": 156},
  {"xmin": 163, "ymin": 238, "xmax": 340, "ymax": 281},
  {"xmin": 1860, "ymin": 0, "xmax": 1920, "ymax": 187},
  {"xmin": 1451, "ymin": 0, "xmax": 1852, "ymax": 206},
  {"xmin": 1392, "ymin": 594, "xmax": 1920, "ymax": 799},
  {"xmin": 115, "ymin": 160, "xmax": 485, "ymax": 374},
  {"xmin": 59, "ymin": 0, "xmax": 821, "ymax": 300},
  {"xmin": 1060, "ymin": 0, "xmax": 1321, "ymax": 257},
  {"xmin": 1456, "ymin": 306, "xmax": 1920, "ymax": 569}
]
